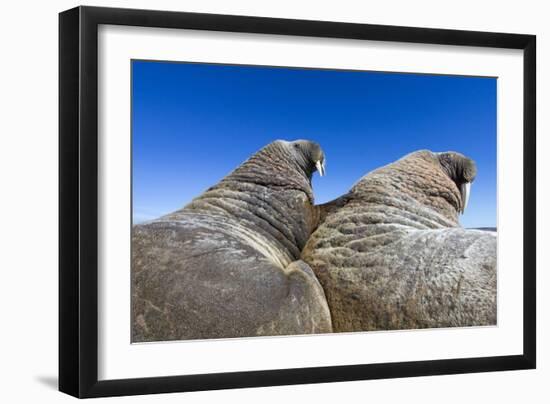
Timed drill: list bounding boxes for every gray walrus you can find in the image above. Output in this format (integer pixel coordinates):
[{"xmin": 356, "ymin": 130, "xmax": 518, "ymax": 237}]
[
  {"xmin": 301, "ymin": 150, "xmax": 496, "ymax": 332},
  {"xmin": 132, "ymin": 140, "xmax": 332, "ymax": 342}
]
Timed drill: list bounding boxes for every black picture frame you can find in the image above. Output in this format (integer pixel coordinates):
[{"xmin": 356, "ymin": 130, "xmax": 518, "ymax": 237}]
[{"xmin": 59, "ymin": 5, "xmax": 536, "ymax": 398}]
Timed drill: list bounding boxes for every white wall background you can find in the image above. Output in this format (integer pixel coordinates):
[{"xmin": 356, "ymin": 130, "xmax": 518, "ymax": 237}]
[{"xmin": 0, "ymin": 0, "xmax": 546, "ymax": 402}]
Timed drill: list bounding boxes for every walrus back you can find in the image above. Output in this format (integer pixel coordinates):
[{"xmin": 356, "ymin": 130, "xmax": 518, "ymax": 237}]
[
  {"xmin": 132, "ymin": 212, "xmax": 331, "ymax": 341},
  {"xmin": 303, "ymin": 226, "xmax": 496, "ymax": 332}
]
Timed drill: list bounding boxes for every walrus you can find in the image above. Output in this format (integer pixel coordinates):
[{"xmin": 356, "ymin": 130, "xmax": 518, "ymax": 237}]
[
  {"xmin": 132, "ymin": 140, "xmax": 332, "ymax": 342},
  {"xmin": 301, "ymin": 150, "xmax": 497, "ymax": 332}
]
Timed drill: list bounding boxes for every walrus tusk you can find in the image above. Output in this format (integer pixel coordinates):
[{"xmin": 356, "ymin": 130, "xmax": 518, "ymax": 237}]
[
  {"xmin": 460, "ymin": 182, "xmax": 471, "ymax": 214},
  {"xmin": 316, "ymin": 160, "xmax": 325, "ymax": 177}
]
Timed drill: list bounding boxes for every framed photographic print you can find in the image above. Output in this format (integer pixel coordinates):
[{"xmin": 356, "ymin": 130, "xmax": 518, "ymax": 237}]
[{"xmin": 59, "ymin": 6, "xmax": 536, "ymax": 398}]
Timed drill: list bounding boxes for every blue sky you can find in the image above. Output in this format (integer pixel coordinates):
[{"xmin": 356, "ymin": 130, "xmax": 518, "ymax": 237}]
[{"xmin": 132, "ymin": 60, "xmax": 496, "ymax": 228}]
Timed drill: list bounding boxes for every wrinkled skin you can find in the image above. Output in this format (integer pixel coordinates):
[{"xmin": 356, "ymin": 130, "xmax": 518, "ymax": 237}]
[
  {"xmin": 302, "ymin": 150, "xmax": 496, "ymax": 332},
  {"xmin": 132, "ymin": 140, "xmax": 332, "ymax": 342}
]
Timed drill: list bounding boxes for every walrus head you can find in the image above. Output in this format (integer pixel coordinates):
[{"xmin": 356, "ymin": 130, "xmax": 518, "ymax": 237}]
[
  {"xmin": 437, "ymin": 152, "xmax": 477, "ymax": 214},
  {"xmin": 287, "ymin": 139, "xmax": 326, "ymax": 178},
  {"xmin": 199, "ymin": 139, "xmax": 326, "ymax": 207},
  {"xmin": 333, "ymin": 149, "xmax": 477, "ymax": 227}
]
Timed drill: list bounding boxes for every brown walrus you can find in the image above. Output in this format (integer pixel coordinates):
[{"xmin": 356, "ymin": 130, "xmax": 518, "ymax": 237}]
[
  {"xmin": 302, "ymin": 150, "xmax": 496, "ymax": 332},
  {"xmin": 132, "ymin": 140, "xmax": 332, "ymax": 342}
]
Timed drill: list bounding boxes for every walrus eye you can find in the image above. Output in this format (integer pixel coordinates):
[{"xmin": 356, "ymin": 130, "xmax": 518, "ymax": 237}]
[
  {"xmin": 315, "ymin": 160, "xmax": 325, "ymax": 177},
  {"xmin": 460, "ymin": 182, "xmax": 471, "ymax": 214}
]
